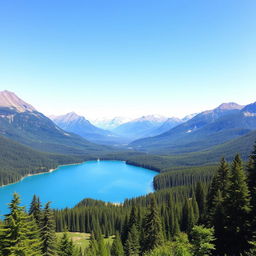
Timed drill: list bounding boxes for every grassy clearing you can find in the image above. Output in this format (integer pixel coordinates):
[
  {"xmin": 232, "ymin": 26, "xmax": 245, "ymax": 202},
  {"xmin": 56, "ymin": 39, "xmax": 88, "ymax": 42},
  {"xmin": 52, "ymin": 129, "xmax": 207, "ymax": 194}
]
[{"xmin": 56, "ymin": 232, "xmax": 114, "ymax": 251}]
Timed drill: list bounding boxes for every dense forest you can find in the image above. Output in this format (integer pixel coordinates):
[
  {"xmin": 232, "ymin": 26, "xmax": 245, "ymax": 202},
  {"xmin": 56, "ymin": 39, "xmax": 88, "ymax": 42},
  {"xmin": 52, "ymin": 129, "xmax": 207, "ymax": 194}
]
[
  {"xmin": 1, "ymin": 144, "xmax": 256, "ymax": 255},
  {"xmin": 0, "ymin": 135, "xmax": 95, "ymax": 186}
]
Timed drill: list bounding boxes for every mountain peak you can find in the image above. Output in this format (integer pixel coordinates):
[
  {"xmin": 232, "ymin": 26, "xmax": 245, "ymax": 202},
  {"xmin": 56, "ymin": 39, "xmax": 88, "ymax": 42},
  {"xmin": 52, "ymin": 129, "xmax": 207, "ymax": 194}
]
[
  {"xmin": 0, "ymin": 90, "xmax": 36, "ymax": 112},
  {"xmin": 242, "ymin": 102, "xmax": 256, "ymax": 114},
  {"xmin": 134, "ymin": 115, "xmax": 168, "ymax": 123},
  {"xmin": 52, "ymin": 112, "xmax": 83, "ymax": 123},
  {"xmin": 216, "ymin": 102, "xmax": 243, "ymax": 111},
  {"xmin": 65, "ymin": 112, "xmax": 80, "ymax": 119}
]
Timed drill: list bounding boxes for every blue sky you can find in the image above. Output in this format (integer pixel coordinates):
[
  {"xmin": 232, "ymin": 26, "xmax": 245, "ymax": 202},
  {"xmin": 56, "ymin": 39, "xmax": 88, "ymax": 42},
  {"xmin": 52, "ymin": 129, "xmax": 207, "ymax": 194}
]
[{"xmin": 0, "ymin": 0, "xmax": 255, "ymax": 119}]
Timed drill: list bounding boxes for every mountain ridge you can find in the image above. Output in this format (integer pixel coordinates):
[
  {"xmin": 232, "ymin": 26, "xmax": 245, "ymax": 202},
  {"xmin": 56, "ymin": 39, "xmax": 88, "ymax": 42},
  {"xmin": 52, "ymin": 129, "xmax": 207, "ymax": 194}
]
[
  {"xmin": 0, "ymin": 91, "xmax": 108, "ymax": 155},
  {"xmin": 130, "ymin": 102, "xmax": 256, "ymax": 154},
  {"xmin": 51, "ymin": 112, "xmax": 128, "ymax": 145}
]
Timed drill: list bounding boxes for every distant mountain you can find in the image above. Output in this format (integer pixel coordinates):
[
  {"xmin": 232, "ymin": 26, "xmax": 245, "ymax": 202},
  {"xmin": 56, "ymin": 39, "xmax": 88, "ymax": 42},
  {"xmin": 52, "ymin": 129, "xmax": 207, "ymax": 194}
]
[
  {"xmin": 146, "ymin": 117, "xmax": 183, "ymax": 137},
  {"xmin": 182, "ymin": 113, "xmax": 198, "ymax": 122},
  {"xmin": 0, "ymin": 90, "xmax": 36, "ymax": 112},
  {"xmin": 51, "ymin": 112, "xmax": 128, "ymax": 145},
  {"xmin": 112, "ymin": 115, "xmax": 168, "ymax": 140},
  {"xmin": 0, "ymin": 91, "xmax": 108, "ymax": 155},
  {"xmin": 91, "ymin": 117, "xmax": 132, "ymax": 130},
  {"xmin": 130, "ymin": 102, "xmax": 256, "ymax": 154}
]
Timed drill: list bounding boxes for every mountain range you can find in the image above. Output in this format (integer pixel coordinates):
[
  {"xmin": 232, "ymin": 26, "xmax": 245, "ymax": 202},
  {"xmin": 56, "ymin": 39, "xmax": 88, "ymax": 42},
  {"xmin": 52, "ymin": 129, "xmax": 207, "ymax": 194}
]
[
  {"xmin": 92, "ymin": 117, "xmax": 132, "ymax": 130},
  {"xmin": 50, "ymin": 112, "xmax": 128, "ymax": 145},
  {"xmin": 0, "ymin": 90, "xmax": 107, "ymax": 155},
  {"xmin": 0, "ymin": 89, "xmax": 256, "ymax": 170},
  {"xmin": 130, "ymin": 102, "xmax": 256, "ymax": 154}
]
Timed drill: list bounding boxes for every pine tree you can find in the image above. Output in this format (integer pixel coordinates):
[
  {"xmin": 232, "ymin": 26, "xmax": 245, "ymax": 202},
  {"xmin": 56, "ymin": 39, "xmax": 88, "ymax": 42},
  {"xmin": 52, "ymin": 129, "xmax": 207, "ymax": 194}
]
[
  {"xmin": 195, "ymin": 182, "xmax": 206, "ymax": 222},
  {"xmin": 121, "ymin": 205, "xmax": 139, "ymax": 247},
  {"xmin": 121, "ymin": 215, "xmax": 129, "ymax": 245},
  {"xmin": 247, "ymin": 143, "xmax": 256, "ymax": 240},
  {"xmin": 58, "ymin": 232, "xmax": 75, "ymax": 256},
  {"xmin": 87, "ymin": 232, "xmax": 98, "ymax": 256},
  {"xmin": 29, "ymin": 195, "xmax": 42, "ymax": 227},
  {"xmin": 0, "ymin": 193, "xmax": 42, "ymax": 256},
  {"xmin": 211, "ymin": 190, "xmax": 226, "ymax": 256},
  {"xmin": 125, "ymin": 225, "xmax": 140, "ymax": 256},
  {"xmin": 41, "ymin": 202, "xmax": 57, "ymax": 256},
  {"xmin": 191, "ymin": 194, "xmax": 199, "ymax": 224},
  {"xmin": 141, "ymin": 195, "xmax": 164, "ymax": 253},
  {"xmin": 89, "ymin": 225, "xmax": 109, "ymax": 256},
  {"xmin": 111, "ymin": 233, "xmax": 124, "ymax": 256},
  {"xmin": 181, "ymin": 199, "xmax": 195, "ymax": 233},
  {"xmin": 190, "ymin": 225, "xmax": 215, "ymax": 256},
  {"xmin": 207, "ymin": 158, "xmax": 229, "ymax": 224},
  {"xmin": 224, "ymin": 154, "xmax": 251, "ymax": 255}
]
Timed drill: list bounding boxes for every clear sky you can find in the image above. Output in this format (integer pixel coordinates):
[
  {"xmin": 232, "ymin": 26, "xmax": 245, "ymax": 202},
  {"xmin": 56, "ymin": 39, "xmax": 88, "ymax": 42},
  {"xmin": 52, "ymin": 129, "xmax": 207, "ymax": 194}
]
[{"xmin": 0, "ymin": 0, "xmax": 255, "ymax": 120}]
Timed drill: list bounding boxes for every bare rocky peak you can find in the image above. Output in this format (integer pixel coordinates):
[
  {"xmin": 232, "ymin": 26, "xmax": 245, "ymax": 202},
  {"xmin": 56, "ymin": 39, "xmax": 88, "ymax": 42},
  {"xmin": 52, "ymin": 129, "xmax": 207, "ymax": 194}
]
[
  {"xmin": 51, "ymin": 112, "xmax": 83, "ymax": 123},
  {"xmin": 216, "ymin": 102, "xmax": 243, "ymax": 110},
  {"xmin": 0, "ymin": 90, "xmax": 36, "ymax": 112}
]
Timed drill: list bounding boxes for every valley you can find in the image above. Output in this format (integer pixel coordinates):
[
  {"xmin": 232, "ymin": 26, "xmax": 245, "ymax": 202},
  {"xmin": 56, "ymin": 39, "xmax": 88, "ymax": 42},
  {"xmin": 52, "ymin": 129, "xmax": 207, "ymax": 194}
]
[{"xmin": 0, "ymin": 90, "xmax": 255, "ymax": 256}]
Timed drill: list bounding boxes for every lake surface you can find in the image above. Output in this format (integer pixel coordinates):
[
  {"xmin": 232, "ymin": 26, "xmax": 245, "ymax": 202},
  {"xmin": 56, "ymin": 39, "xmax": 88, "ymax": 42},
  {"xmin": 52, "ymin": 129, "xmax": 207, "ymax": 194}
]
[{"xmin": 0, "ymin": 160, "xmax": 157, "ymax": 215}]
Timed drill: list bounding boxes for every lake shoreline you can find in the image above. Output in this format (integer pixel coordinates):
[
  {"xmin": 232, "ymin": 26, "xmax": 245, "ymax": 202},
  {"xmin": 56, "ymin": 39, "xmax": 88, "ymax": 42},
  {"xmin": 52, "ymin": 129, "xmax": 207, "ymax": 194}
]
[
  {"xmin": 0, "ymin": 160, "xmax": 156, "ymax": 215},
  {"xmin": 0, "ymin": 162, "xmax": 84, "ymax": 188},
  {"xmin": 0, "ymin": 159, "xmax": 158, "ymax": 190}
]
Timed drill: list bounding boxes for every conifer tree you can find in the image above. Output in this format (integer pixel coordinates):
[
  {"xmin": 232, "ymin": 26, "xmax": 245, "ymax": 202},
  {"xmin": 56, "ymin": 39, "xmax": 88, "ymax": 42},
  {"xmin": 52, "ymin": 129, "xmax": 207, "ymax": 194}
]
[
  {"xmin": 190, "ymin": 225, "xmax": 215, "ymax": 256},
  {"xmin": 128, "ymin": 205, "xmax": 138, "ymax": 231},
  {"xmin": 211, "ymin": 190, "xmax": 226, "ymax": 256},
  {"xmin": 247, "ymin": 143, "xmax": 256, "ymax": 239},
  {"xmin": 125, "ymin": 225, "xmax": 140, "ymax": 256},
  {"xmin": 191, "ymin": 194, "xmax": 199, "ymax": 224},
  {"xmin": 87, "ymin": 232, "xmax": 98, "ymax": 256},
  {"xmin": 181, "ymin": 199, "xmax": 195, "ymax": 233},
  {"xmin": 0, "ymin": 193, "xmax": 42, "ymax": 256},
  {"xmin": 89, "ymin": 225, "xmax": 109, "ymax": 256},
  {"xmin": 111, "ymin": 233, "xmax": 124, "ymax": 256},
  {"xmin": 207, "ymin": 158, "xmax": 229, "ymax": 224},
  {"xmin": 195, "ymin": 182, "xmax": 206, "ymax": 222},
  {"xmin": 172, "ymin": 215, "xmax": 180, "ymax": 238},
  {"xmin": 121, "ymin": 215, "xmax": 129, "ymax": 244},
  {"xmin": 224, "ymin": 154, "xmax": 251, "ymax": 255},
  {"xmin": 58, "ymin": 232, "xmax": 75, "ymax": 256},
  {"xmin": 29, "ymin": 195, "xmax": 42, "ymax": 228},
  {"xmin": 141, "ymin": 195, "xmax": 164, "ymax": 253},
  {"xmin": 41, "ymin": 202, "xmax": 57, "ymax": 256}
]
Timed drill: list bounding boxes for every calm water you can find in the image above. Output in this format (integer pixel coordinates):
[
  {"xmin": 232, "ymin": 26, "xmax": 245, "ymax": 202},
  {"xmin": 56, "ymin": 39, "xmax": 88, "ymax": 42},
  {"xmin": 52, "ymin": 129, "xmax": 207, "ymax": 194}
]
[{"xmin": 0, "ymin": 160, "xmax": 157, "ymax": 215}]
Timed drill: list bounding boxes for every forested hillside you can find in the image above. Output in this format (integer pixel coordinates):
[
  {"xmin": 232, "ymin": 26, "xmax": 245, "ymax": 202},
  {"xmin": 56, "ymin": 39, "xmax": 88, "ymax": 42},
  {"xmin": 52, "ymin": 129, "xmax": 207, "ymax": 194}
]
[{"xmin": 0, "ymin": 135, "xmax": 91, "ymax": 186}]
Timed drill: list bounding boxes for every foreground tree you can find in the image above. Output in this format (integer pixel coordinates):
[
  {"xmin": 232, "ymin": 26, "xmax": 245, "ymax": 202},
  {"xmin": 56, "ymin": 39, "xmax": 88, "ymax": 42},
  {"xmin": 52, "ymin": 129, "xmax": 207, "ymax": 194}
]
[
  {"xmin": 190, "ymin": 225, "xmax": 215, "ymax": 256},
  {"xmin": 111, "ymin": 233, "xmax": 124, "ymax": 256},
  {"xmin": 0, "ymin": 193, "xmax": 42, "ymax": 256},
  {"xmin": 206, "ymin": 158, "xmax": 229, "ymax": 255},
  {"xmin": 125, "ymin": 224, "xmax": 140, "ymax": 256},
  {"xmin": 207, "ymin": 158, "xmax": 229, "ymax": 223},
  {"xmin": 41, "ymin": 202, "xmax": 57, "ymax": 256},
  {"xmin": 58, "ymin": 232, "xmax": 72, "ymax": 256},
  {"xmin": 29, "ymin": 195, "xmax": 42, "ymax": 227},
  {"xmin": 142, "ymin": 195, "xmax": 164, "ymax": 253},
  {"xmin": 144, "ymin": 233, "xmax": 192, "ymax": 256},
  {"xmin": 247, "ymin": 143, "xmax": 256, "ymax": 240},
  {"xmin": 224, "ymin": 155, "xmax": 251, "ymax": 255}
]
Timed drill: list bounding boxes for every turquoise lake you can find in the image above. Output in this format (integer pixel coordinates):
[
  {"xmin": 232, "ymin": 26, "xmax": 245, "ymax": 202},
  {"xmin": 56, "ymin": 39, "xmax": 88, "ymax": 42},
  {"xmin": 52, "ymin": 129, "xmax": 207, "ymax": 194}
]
[{"xmin": 0, "ymin": 160, "xmax": 157, "ymax": 215}]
